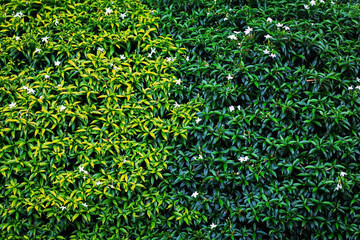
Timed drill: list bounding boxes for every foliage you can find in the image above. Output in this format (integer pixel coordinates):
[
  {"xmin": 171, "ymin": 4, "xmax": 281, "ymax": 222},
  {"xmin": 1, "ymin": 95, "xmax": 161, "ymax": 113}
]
[
  {"xmin": 141, "ymin": 0, "xmax": 360, "ymax": 239},
  {"xmin": 0, "ymin": 0, "xmax": 201, "ymax": 239}
]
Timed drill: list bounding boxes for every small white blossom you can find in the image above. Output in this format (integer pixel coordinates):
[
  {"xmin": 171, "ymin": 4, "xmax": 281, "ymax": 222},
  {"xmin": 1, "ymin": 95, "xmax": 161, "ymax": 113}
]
[
  {"xmin": 276, "ymin": 23, "xmax": 283, "ymax": 28},
  {"xmin": 41, "ymin": 37, "xmax": 49, "ymax": 43},
  {"xmin": 150, "ymin": 47, "xmax": 156, "ymax": 55},
  {"xmin": 96, "ymin": 181, "xmax": 101, "ymax": 185},
  {"xmin": 195, "ymin": 118, "xmax": 201, "ymax": 124},
  {"xmin": 14, "ymin": 11, "xmax": 23, "ymax": 18},
  {"xmin": 210, "ymin": 223, "xmax": 217, "ymax": 229},
  {"xmin": 284, "ymin": 26, "xmax": 290, "ymax": 31},
  {"xmin": 98, "ymin": 47, "xmax": 104, "ymax": 52},
  {"xmin": 229, "ymin": 106, "xmax": 235, "ymax": 112},
  {"xmin": 54, "ymin": 61, "xmax": 61, "ymax": 66},
  {"xmin": 335, "ymin": 183, "xmax": 342, "ymax": 191},
  {"xmin": 224, "ymin": 17, "xmax": 228, "ymax": 21},
  {"xmin": 120, "ymin": 13, "xmax": 126, "ymax": 19},
  {"xmin": 340, "ymin": 172, "xmax": 347, "ymax": 177},
  {"xmin": 105, "ymin": 8, "xmax": 113, "ymax": 15},
  {"xmin": 198, "ymin": 155, "xmax": 203, "ymax": 160},
  {"xmin": 20, "ymin": 86, "xmax": 28, "ymax": 90},
  {"xmin": 228, "ymin": 35, "xmax": 237, "ymax": 40},
  {"xmin": 44, "ymin": 74, "xmax": 50, "ymax": 79},
  {"xmin": 304, "ymin": 5, "xmax": 309, "ymax": 9},
  {"xmin": 60, "ymin": 206, "xmax": 67, "ymax": 210},
  {"xmin": 82, "ymin": 203, "xmax": 88, "ymax": 207},
  {"xmin": 15, "ymin": 36, "xmax": 20, "ymax": 41},
  {"xmin": 320, "ymin": 0, "xmax": 324, "ymax": 3},
  {"xmin": 35, "ymin": 48, "xmax": 41, "ymax": 53},
  {"xmin": 264, "ymin": 34, "xmax": 272, "ymax": 39},
  {"xmin": 237, "ymin": 105, "xmax": 241, "ymax": 110},
  {"xmin": 174, "ymin": 102, "xmax": 180, "ymax": 108},
  {"xmin": 9, "ymin": 102, "xmax": 16, "ymax": 109},
  {"xmin": 55, "ymin": 19, "xmax": 59, "ymax": 26},
  {"xmin": 175, "ymin": 79, "xmax": 181, "ymax": 85},
  {"xmin": 270, "ymin": 53, "xmax": 277, "ymax": 58},
  {"xmin": 263, "ymin": 49, "xmax": 270, "ymax": 54},
  {"xmin": 120, "ymin": 55, "xmax": 126, "ymax": 60},
  {"xmin": 244, "ymin": 26, "xmax": 253, "ymax": 35},
  {"xmin": 357, "ymin": 77, "xmax": 360, "ymax": 82},
  {"xmin": 239, "ymin": 156, "xmax": 248, "ymax": 163},
  {"xmin": 348, "ymin": 86, "xmax": 354, "ymax": 90},
  {"xmin": 227, "ymin": 74, "xmax": 233, "ymax": 80},
  {"xmin": 356, "ymin": 86, "xmax": 360, "ymax": 90},
  {"xmin": 233, "ymin": 31, "xmax": 241, "ymax": 34},
  {"xmin": 79, "ymin": 166, "xmax": 84, "ymax": 172},
  {"xmin": 310, "ymin": 0, "xmax": 316, "ymax": 6},
  {"xmin": 267, "ymin": 17, "xmax": 273, "ymax": 23},
  {"xmin": 186, "ymin": 56, "xmax": 190, "ymax": 61},
  {"xmin": 27, "ymin": 88, "xmax": 35, "ymax": 94},
  {"xmin": 191, "ymin": 191, "xmax": 199, "ymax": 198},
  {"xmin": 331, "ymin": 1, "xmax": 335, "ymax": 4}
]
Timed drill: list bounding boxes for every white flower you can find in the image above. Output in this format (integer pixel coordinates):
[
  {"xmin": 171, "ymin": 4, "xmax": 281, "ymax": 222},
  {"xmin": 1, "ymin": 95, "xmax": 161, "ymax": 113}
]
[
  {"xmin": 41, "ymin": 37, "xmax": 49, "ymax": 43},
  {"xmin": 150, "ymin": 47, "xmax": 156, "ymax": 55},
  {"xmin": 120, "ymin": 13, "xmax": 126, "ymax": 19},
  {"xmin": 224, "ymin": 17, "xmax": 228, "ymax": 21},
  {"xmin": 55, "ymin": 19, "xmax": 59, "ymax": 26},
  {"xmin": 44, "ymin": 74, "xmax": 50, "ymax": 79},
  {"xmin": 9, "ymin": 102, "xmax": 16, "ymax": 109},
  {"xmin": 310, "ymin": 0, "xmax": 316, "ymax": 6},
  {"xmin": 15, "ymin": 36, "xmax": 20, "ymax": 41},
  {"xmin": 147, "ymin": 53, "xmax": 152, "ymax": 58},
  {"xmin": 120, "ymin": 55, "xmax": 125, "ymax": 60},
  {"xmin": 263, "ymin": 49, "xmax": 270, "ymax": 54},
  {"xmin": 27, "ymin": 88, "xmax": 35, "ymax": 94},
  {"xmin": 227, "ymin": 74, "xmax": 233, "ymax": 80},
  {"xmin": 82, "ymin": 203, "xmax": 88, "ymax": 207},
  {"xmin": 237, "ymin": 105, "xmax": 241, "ymax": 110},
  {"xmin": 198, "ymin": 155, "xmax": 203, "ymax": 159},
  {"xmin": 335, "ymin": 183, "xmax": 342, "ymax": 191},
  {"xmin": 228, "ymin": 35, "xmax": 237, "ymax": 40},
  {"xmin": 14, "ymin": 11, "xmax": 23, "ymax": 18},
  {"xmin": 239, "ymin": 156, "xmax": 248, "ymax": 163},
  {"xmin": 320, "ymin": 0, "xmax": 324, "ymax": 3},
  {"xmin": 266, "ymin": 17, "xmax": 273, "ymax": 23},
  {"xmin": 191, "ymin": 191, "xmax": 199, "ymax": 198},
  {"xmin": 349, "ymin": 86, "xmax": 354, "ymax": 90},
  {"xmin": 210, "ymin": 223, "xmax": 217, "ymax": 229},
  {"xmin": 244, "ymin": 26, "xmax": 253, "ymax": 35},
  {"xmin": 304, "ymin": 5, "xmax": 309, "ymax": 9},
  {"xmin": 98, "ymin": 47, "xmax": 104, "ymax": 52},
  {"xmin": 270, "ymin": 53, "xmax": 276, "ymax": 58},
  {"xmin": 54, "ymin": 61, "xmax": 61, "ymax": 66},
  {"xmin": 79, "ymin": 166, "xmax": 84, "ymax": 172},
  {"xmin": 57, "ymin": 84, "xmax": 62, "ymax": 88},
  {"xmin": 96, "ymin": 181, "xmax": 101, "ymax": 185},
  {"xmin": 60, "ymin": 206, "xmax": 67, "ymax": 210},
  {"xmin": 20, "ymin": 86, "xmax": 28, "ymax": 90},
  {"xmin": 264, "ymin": 34, "xmax": 272, "ymax": 39},
  {"xmin": 195, "ymin": 118, "xmax": 201, "ymax": 124},
  {"xmin": 233, "ymin": 31, "xmax": 241, "ymax": 34},
  {"xmin": 166, "ymin": 57, "xmax": 172, "ymax": 62},
  {"xmin": 174, "ymin": 102, "xmax": 180, "ymax": 108},
  {"xmin": 357, "ymin": 77, "xmax": 360, "ymax": 82},
  {"xmin": 356, "ymin": 86, "xmax": 360, "ymax": 90},
  {"xmin": 331, "ymin": 1, "xmax": 335, "ymax": 4},
  {"xmin": 340, "ymin": 172, "xmax": 347, "ymax": 177},
  {"xmin": 186, "ymin": 56, "xmax": 190, "ymax": 61},
  {"xmin": 229, "ymin": 106, "xmax": 235, "ymax": 112},
  {"xmin": 175, "ymin": 79, "xmax": 181, "ymax": 85},
  {"xmin": 83, "ymin": 170, "xmax": 88, "ymax": 174},
  {"xmin": 105, "ymin": 8, "xmax": 113, "ymax": 15},
  {"xmin": 276, "ymin": 23, "xmax": 283, "ymax": 28},
  {"xmin": 284, "ymin": 26, "xmax": 290, "ymax": 31},
  {"xmin": 35, "ymin": 48, "xmax": 41, "ymax": 53}
]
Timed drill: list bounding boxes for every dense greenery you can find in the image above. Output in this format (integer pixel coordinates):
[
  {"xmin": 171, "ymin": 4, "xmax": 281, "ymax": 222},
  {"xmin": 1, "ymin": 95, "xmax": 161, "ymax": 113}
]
[{"xmin": 1, "ymin": 0, "xmax": 360, "ymax": 239}]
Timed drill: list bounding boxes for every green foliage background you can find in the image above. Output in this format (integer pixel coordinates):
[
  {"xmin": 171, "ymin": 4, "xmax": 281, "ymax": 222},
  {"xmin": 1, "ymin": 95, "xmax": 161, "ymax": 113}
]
[{"xmin": 1, "ymin": 0, "xmax": 360, "ymax": 239}]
